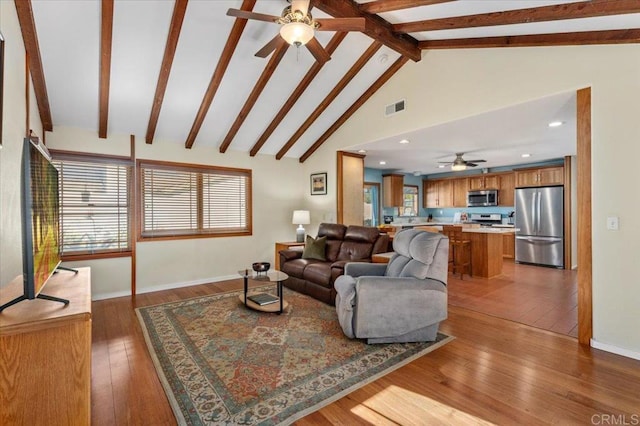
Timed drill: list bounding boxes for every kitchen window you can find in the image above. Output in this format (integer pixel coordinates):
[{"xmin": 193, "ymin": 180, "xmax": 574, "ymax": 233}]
[
  {"xmin": 402, "ymin": 185, "xmax": 418, "ymax": 216},
  {"xmin": 138, "ymin": 160, "xmax": 252, "ymax": 240}
]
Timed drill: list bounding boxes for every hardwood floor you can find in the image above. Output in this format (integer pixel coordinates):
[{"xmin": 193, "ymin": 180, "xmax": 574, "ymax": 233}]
[
  {"xmin": 91, "ymin": 277, "xmax": 639, "ymax": 425},
  {"xmin": 447, "ymin": 260, "xmax": 578, "ymax": 337}
]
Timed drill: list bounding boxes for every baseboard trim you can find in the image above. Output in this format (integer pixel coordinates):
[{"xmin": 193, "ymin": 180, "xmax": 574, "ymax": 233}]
[
  {"xmin": 92, "ymin": 274, "xmax": 239, "ymax": 301},
  {"xmin": 591, "ymin": 339, "xmax": 640, "ymax": 361}
]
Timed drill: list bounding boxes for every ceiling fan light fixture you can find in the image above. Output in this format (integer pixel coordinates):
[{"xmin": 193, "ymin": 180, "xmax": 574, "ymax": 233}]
[
  {"xmin": 451, "ymin": 163, "xmax": 467, "ymax": 171},
  {"xmin": 280, "ymin": 22, "xmax": 314, "ymax": 46}
]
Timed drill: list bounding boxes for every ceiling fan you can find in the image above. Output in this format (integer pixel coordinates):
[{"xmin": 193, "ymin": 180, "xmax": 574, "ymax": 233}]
[
  {"xmin": 227, "ymin": 0, "xmax": 365, "ymax": 64},
  {"xmin": 439, "ymin": 153, "xmax": 487, "ymax": 171}
]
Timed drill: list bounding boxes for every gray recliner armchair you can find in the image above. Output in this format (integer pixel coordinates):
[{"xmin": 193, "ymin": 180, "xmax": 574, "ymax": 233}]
[{"xmin": 334, "ymin": 229, "xmax": 449, "ymax": 344}]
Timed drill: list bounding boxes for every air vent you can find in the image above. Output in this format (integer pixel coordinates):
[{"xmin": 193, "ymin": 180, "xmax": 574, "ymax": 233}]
[{"xmin": 384, "ymin": 99, "xmax": 405, "ymax": 117}]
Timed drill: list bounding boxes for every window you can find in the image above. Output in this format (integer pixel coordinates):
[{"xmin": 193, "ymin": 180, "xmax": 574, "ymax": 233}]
[
  {"xmin": 363, "ymin": 182, "xmax": 380, "ymax": 227},
  {"xmin": 52, "ymin": 152, "xmax": 133, "ymax": 259},
  {"xmin": 138, "ymin": 160, "xmax": 251, "ymax": 240},
  {"xmin": 402, "ymin": 185, "xmax": 419, "ymax": 216}
]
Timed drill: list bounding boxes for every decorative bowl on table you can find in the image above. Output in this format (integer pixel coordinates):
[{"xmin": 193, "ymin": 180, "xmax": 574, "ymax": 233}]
[{"xmin": 252, "ymin": 262, "xmax": 270, "ymax": 275}]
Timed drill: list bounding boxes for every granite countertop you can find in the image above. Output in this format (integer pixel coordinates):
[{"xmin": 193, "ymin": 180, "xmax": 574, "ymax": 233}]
[{"xmin": 461, "ymin": 227, "xmax": 517, "ymax": 234}]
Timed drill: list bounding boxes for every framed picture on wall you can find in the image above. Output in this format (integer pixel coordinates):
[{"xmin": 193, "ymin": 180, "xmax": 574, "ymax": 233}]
[{"xmin": 310, "ymin": 172, "xmax": 327, "ymax": 195}]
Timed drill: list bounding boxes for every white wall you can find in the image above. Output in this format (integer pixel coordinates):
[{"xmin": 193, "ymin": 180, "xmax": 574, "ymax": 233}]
[
  {"xmin": 305, "ymin": 45, "xmax": 640, "ymax": 356},
  {"xmin": 0, "ymin": 1, "xmax": 43, "ymax": 287},
  {"xmin": 45, "ymin": 127, "xmax": 306, "ymax": 298}
]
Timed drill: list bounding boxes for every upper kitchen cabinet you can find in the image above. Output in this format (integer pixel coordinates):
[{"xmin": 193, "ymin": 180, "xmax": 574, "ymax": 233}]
[
  {"xmin": 453, "ymin": 178, "xmax": 469, "ymax": 207},
  {"xmin": 515, "ymin": 166, "xmax": 564, "ymax": 187},
  {"xmin": 469, "ymin": 174, "xmax": 499, "ymax": 190},
  {"xmin": 383, "ymin": 174, "xmax": 404, "ymax": 207},
  {"xmin": 498, "ymin": 172, "xmax": 515, "ymax": 206},
  {"xmin": 423, "ymin": 179, "xmax": 453, "ymax": 208}
]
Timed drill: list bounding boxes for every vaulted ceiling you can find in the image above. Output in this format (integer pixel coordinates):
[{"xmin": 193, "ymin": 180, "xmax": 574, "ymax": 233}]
[{"xmin": 16, "ymin": 0, "xmax": 640, "ymax": 163}]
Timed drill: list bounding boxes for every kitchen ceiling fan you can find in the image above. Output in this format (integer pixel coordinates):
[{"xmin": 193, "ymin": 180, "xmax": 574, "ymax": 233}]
[
  {"xmin": 226, "ymin": 0, "xmax": 365, "ymax": 64},
  {"xmin": 439, "ymin": 153, "xmax": 487, "ymax": 171}
]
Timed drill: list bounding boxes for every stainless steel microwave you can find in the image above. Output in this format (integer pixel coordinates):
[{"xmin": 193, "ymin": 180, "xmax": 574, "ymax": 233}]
[{"xmin": 467, "ymin": 189, "xmax": 498, "ymax": 207}]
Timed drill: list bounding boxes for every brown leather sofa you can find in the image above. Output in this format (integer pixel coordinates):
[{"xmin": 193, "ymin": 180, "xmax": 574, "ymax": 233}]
[{"xmin": 279, "ymin": 223, "xmax": 389, "ymax": 305}]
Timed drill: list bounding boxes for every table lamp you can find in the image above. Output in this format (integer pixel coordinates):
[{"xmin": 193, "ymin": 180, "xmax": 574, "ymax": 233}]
[{"xmin": 292, "ymin": 210, "xmax": 310, "ymax": 243}]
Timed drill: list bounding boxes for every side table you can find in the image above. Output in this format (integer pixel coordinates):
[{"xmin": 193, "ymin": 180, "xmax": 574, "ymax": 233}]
[
  {"xmin": 238, "ymin": 269, "xmax": 289, "ymax": 314},
  {"xmin": 274, "ymin": 241, "xmax": 305, "ymax": 269}
]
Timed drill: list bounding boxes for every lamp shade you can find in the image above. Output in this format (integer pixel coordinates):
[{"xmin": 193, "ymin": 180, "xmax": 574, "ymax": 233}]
[
  {"xmin": 280, "ymin": 22, "xmax": 314, "ymax": 46},
  {"xmin": 292, "ymin": 210, "xmax": 310, "ymax": 225}
]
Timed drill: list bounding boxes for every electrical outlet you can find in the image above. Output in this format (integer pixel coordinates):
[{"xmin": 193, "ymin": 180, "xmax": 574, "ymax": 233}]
[{"xmin": 607, "ymin": 216, "xmax": 619, "ymax": 230}]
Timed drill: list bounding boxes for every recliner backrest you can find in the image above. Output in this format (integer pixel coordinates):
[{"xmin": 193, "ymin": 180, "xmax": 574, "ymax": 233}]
[
  {"xmin": 318, "ymin": 223, "xmax": 347, "ymax": 262},
  {"xmin": 337, "ymin": 225, "xmax": 380, "ymax": 261},
  {"xmin": 385, "ymin": 229, "xmax": 448, "ymax": 285}
]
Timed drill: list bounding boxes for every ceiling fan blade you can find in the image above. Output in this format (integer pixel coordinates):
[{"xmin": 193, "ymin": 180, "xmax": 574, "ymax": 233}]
[
  {"xmin": 466, "ymin": 159, "xmax": 487, "ymax": 163},
  {"xmin": 466, "ymin": 162, "xmax": 478, "ymax": 167},
  {"xmin": 226, "ymin": 8, "xmax": 279, "ymax": 23},
  {"xmin": 315, "ymin": 17, "xmax": 366, "ymax": 32},
  {"xmin": 305, "ymin": 37, "xmax": 331, "ymax": 64},
  {"xmin": 255, "ymin": 35, "xmax": 284, "ymax": 58}
]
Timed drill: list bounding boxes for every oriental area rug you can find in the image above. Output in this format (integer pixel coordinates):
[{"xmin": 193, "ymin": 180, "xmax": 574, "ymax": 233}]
[{"xmin": 136, "ymin": 286, "xmax": 453, "ymax": 426}]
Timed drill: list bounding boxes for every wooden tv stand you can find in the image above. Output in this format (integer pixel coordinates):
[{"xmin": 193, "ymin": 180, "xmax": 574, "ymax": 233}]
[{"xmin": 0, "ymin": 267, "xmax": 92, "ymax": 425}]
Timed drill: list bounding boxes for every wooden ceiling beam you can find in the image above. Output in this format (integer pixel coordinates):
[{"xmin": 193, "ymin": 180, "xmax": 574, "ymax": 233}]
[
  {"xmin": 360, "ymin": 0, "xmax": 453, "ymax": 14},
  {"xmin": 300, "ymin": 55, "xmax": 409, "ymax": 163},
  {"xmin": 393, "ymin": 0, "xmax": 640, "ymax": 33},
  {"xmin": 145, "ymin": 0, "xmax": 188, "ymax": 144},
  {"xmin": 276, "ymin": 40, "xmax": 383, "ymax": 160},
  {"xmin": 185, "ymin": 0, "xmax": 256, "ymax": 149},
  {"xmin": 419, "ymin": 29, "xmax": 640, "ymax": 49},
  {"xmin": 218, "ymin": 39, "xmax": 289, "ymax": 153},
  {"xmin": 15, "ymin": 0, "xmax": 53, "ymax": 132},
  {"xmin": 249, "ymin": 32, "xmax": 347, "ymax": 157},
  {"xmin": 312, "ymin": 0, "xmax": 421, "ymax": 62},
  {"xmin": 99, "ymin": 0, "xmax": 114, "ymax": 139}
]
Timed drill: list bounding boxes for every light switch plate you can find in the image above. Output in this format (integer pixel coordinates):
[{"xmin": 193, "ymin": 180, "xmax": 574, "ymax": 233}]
[{"xmin": 607, "ymin": 216, "xmax": 619, "ymax": 230}]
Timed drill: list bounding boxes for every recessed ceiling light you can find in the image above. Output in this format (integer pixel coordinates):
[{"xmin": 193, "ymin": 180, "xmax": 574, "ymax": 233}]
[
  {"xmin": 379, "ymin": 161, "xmax": 386, "ymax": 165},
  {"xmin": 438, "ymin": 165, "xmax": 446, "ymax": 168},
  {"xmin": 521, "ymin": 153, "xmax": 531, "ymax": 158},
  {"xmin": 358, "ymin": 149, "xmax": 366, "ymax": 153},
  {"xmin": 399, "ymin": 139, "xmax": 409, "ymax": 144},
  {"xmin": 548, "ymin": 121, "xmax": 563, "ymax": 128}
]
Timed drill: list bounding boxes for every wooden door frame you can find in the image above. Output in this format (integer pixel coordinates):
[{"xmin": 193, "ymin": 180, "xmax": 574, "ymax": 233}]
[
  {"xmin": 364, "ymin": 181, "xmax": 381, "ymax": 226},
  {"xmin": 577, "ymin": 87, "xmax": 592, "ymax": 346}
]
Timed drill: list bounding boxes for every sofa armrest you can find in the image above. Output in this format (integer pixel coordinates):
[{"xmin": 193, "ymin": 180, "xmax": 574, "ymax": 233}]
[
  {"xmin": 280, "ymin": 249, "xmax": 303, "ymax": 262},
  {"xmin": 353, "ymin": 277, "xmax": 447, "ymax": 338},
  {"xmin": 343, "ymin": 262, "xmax": 387, "ymax": 278}
]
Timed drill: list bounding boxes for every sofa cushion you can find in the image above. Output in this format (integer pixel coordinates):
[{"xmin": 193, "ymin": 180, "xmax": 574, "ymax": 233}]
[
  {"xmin": 302, "ymin": 235, "xmax": 326, "ymax": 261},
  {"xmin": 281, "ymin": 258, "xmax": 323, "ymax": 277},
  {"xmin": 337, "ymin": 241, "xmax": 374, "ymax": 261},
  {"xmin": 344, "ymin": 225, "xmax": 380, "ymax": 243},
  {"xmin": 325, "ymin": 240, "xmax": 342, "ymax": 262},
  {"xmin": 303, "ymin": 263, "xmax": 333, "ymax": 287}
]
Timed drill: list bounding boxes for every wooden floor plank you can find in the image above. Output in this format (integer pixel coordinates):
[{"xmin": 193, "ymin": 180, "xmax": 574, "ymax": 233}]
[{"xmin": 89, "ymin": 265, "xmax": 640, "ymax": 425}]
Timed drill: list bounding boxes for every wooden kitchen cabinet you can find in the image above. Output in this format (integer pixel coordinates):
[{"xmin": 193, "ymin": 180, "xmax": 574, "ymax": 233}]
[
  {"xmin": 515, "ymin": 166, "xmax": 564, "ymax": 187},
  {"xmin": 453, "ymin": 178, "xmax": 469, "ymax": 207},
  {"xmin": 503, "ymin": 233, "xmax": 515, "ymax": 259},
  {"xmin": 469, "ymin": 174, "xmax": 499, "ymax": 190},
  {"xmin": 498, "ymin": 172, "xmax": 515, "ymax": 206},
  {"xmin": 423, "ymin": 179, "xmax": 453, "ymax": 208},
  {"xmin": 383, "ymin": 174, "xmax": 404, "ymax": 207}
]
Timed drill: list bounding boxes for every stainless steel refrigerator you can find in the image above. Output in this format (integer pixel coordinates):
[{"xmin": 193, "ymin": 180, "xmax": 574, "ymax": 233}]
[{"xmin": 515, "ymin": 186, "xmax": 564, "ymax": 268}]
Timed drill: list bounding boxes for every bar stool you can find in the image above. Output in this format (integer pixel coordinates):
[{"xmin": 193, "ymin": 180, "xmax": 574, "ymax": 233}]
[{"xmin": 442, "ymin": 225, "xmax": 472, "ymax": 279}]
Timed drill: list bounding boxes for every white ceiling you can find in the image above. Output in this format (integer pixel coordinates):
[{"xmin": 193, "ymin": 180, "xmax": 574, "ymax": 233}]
[
  {"xmin": 26, "ymin": 0, "xmax": 636, "ymax": 163},
  {"xmin": 348, "ymin": 91, "xmax": 577, "ymax": 175}
]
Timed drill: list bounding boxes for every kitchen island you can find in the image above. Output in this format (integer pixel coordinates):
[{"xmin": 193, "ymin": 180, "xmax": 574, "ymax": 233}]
[
  {"xmin": 459, "ymin": 227, "xmax": 515, "ymax": 278},
  {"xmin": 379, "ymin": 225, "xmax": 515, "ymax": 278}
]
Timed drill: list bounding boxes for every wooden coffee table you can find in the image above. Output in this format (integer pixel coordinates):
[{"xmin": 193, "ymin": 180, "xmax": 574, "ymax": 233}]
[{"xmin": 238, "ymin": 269, "xmax": 289, "ymax": 314}]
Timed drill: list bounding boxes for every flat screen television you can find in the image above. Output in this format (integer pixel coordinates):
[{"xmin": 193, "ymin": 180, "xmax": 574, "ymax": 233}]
[{"xmin": 0, "ymin": 138, "xmax": 70, "ymax": 312}]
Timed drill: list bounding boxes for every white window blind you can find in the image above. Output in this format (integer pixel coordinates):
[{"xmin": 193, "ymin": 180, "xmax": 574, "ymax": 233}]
[
  {"xmin": 139, "ymin": 161, "xmax": 251, "ymax": 239},
  {"xmin": 52, "ymin": 154, "xmax": 132, "ymax": 257}
]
